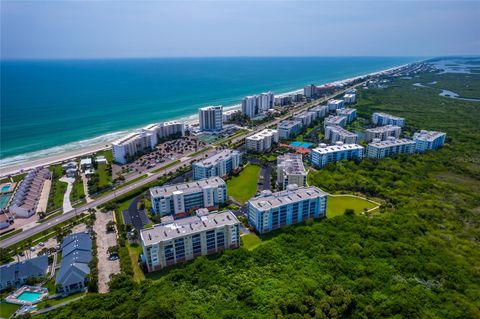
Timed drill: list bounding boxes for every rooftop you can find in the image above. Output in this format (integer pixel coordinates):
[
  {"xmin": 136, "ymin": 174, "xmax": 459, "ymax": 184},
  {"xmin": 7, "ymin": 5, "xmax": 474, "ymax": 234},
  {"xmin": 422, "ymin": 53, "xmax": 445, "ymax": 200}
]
[
  {"xmin": 365, "ymin": 125, "xmax": 402, "ymax": 133},
  {"xmin": 246, "ymin": 129, "xmax": 278, "ymax": 141},
  {"xmin": 248, "ymin": 186, "xmax": 327, "ymax": 211},
  {"xmin": 278, "ymin": 120, "xmax": 302, "ymax": 129},
  {"xmin": 373, "ymin": 112, "xmax": 405, "ymax": 120},
  {"xmin": 324, "ymin": 115, "xmax": 346, "ymax": 125},
  {"xmin": 150, "ymin": 177, "xmax": 226, "ymax": 198},
  {"xmin": 368, "ymin": 138, "xmax": 416, "ymax": 148},
  {"xmin": 336, "ymin": 108, "xmax": 357, "ymax": 115},
  {"xmin": 325, "ymin": 125, "xmax": 357, "ymax": 137},
  {"xmin": 277, "ymin": 154, "xmax": 307, "ymax": 176},
  {"xmin": 140, "ymin": 210, "xmax": 239, "ymax": 246},
  {"xmin": 193, "ymin": 149, "xmax": 240, "ymax": 167},
  {"xmin": 312, "ymin": 143, "xmax": 364, "ymax": 154},
  {"xmin": 413, "ymin": 130, "xmax": 446, "ymax": 141}
]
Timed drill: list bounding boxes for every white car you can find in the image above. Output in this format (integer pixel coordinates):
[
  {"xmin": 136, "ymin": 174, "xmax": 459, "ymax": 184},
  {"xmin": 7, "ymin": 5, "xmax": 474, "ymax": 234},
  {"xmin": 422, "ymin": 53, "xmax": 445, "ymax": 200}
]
[
  {"xmin": 30, "ymin": 247, "xmax": 36, "ymax": 252},
  {"xmin": 38, "ymin": 242, "xmax": 45, "ymax": 247}
]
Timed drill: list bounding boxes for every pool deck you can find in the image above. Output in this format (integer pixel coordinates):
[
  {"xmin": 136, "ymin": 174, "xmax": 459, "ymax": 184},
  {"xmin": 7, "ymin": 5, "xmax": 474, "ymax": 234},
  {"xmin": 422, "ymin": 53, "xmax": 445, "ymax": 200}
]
[
  {"xmin": 0, "ymin": 182, "xmax": 17, "ymax": 194},
  {"xmin": 4, "ymin": 286, "xmax": 49, "ymax": 306}
]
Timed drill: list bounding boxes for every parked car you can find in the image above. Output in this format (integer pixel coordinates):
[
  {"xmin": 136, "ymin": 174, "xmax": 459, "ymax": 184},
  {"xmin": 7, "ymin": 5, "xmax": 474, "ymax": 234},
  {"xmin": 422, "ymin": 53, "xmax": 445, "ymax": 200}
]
[
  {"xmin": 38, "ymin": 242, "xmax": 45, "ymax": 247},
  {"xmin": 30, "ymin": 247, "xmax": 35, "ymax": 252}
]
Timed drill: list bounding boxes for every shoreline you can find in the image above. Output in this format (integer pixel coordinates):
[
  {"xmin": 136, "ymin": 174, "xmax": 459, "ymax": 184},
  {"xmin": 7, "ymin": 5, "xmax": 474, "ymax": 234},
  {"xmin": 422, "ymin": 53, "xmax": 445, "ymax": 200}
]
[{"xmin": 0, "ymin": 61, "xmax": 417, "ymax": 177}]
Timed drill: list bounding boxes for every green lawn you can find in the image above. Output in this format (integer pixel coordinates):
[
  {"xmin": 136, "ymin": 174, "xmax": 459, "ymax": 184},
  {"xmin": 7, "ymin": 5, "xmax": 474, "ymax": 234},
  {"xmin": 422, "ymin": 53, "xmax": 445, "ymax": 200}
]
[
  {"xmin": 127, "ymin": 243, "xmax": 145, "ymax": 282},
  {"xmin": 241, "ymin": 233, "xmax": 262, "ymax": 250},
  {"xmin": 97, "ymin": 164, "xmax": 112, "ymax": 188},
  {"xmin": 69, "ymin": 177, "xmax": 85, "ymax": 203},
  {"xmin": 95, "ymin": 150, "xmax": 113, "ymax": 163},
  {"xmin": 36, "ymin": 292, "xmax": 86, "ymax": 310},
  {"xmin": 0, "ymin": 302, "xmax": 20, "ymax": 318},
  {"xmin": 326, "ymin": 195, "xmax": 379, "ymax": 218},
  {"xmin": 226, "ymin": 164, "xmax": 261, "ymax": 204}
]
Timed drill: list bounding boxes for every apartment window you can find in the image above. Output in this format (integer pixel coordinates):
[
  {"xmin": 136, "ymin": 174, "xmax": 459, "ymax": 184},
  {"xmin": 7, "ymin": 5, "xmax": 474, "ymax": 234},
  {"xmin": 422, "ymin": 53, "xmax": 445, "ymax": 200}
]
[
  {"xmin": 192, "ymin": 234, "xmax": 202, "ymax": 254},
  {"xmin": 216, "ymin": 231, "xmax": 225, "ymax": 248},
  {"xmin": 175, "ymin": 239, "xmax": 185, "ymax": 259},
  {"xmin": 206, "ymin": 230, "xmax": 216, "ymax": 250},
  {"xmin": 164, "ymin": 244, "xmax": 174, "ymax": 261}
]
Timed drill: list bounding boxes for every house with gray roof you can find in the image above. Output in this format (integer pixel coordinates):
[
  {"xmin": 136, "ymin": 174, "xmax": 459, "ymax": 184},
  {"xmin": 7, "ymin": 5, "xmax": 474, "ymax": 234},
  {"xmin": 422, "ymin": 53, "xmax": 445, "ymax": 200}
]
[
  {"xmin": 0, "ymin": 255, "xmax": 48, "ymax": 291},
  {"xmin": 55, "ymin": 232, "xmax": 92, "ymax": 295}
]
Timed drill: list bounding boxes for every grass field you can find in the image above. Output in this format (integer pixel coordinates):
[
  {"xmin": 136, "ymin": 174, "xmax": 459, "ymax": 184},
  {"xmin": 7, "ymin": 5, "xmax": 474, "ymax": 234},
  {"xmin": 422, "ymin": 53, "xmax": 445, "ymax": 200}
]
[
  {"xmin": 241, "ymin": 233, "xmax": 262, "ymax": 250},
  {"xmin": 326, "ymin": 195, "xmax": 379, "ymax": 218},
  {"xmin": 97, "ymin": 164, "xmax": 112, "ymax": 188},
  {"xmin": 227, "ymin": 165, "xmax": 261, "ymax": 204},
  {"xmin": 127, "ymin": 243, "xmax": 145, "ymax": 282},
  {"xmin": 69, "ymin": 178, "xmax": 85, "ymax": 203},
  {"xmin": 0, "ymin": 302, "xmax": 20, "ymax": 318}
]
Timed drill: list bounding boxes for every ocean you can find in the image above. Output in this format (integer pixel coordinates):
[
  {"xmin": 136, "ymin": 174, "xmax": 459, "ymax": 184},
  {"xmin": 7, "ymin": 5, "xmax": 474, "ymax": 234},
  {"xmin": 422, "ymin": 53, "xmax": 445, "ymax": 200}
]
[{"xmin": 0, "ymin": 56, "xmax": 421, "ymax": 165}]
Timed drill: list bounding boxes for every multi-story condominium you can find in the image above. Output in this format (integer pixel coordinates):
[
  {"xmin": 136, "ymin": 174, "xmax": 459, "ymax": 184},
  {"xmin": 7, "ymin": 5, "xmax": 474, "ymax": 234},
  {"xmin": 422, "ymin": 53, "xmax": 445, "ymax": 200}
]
[
  {"xmin": 335, "ymin": 108, "xmax": 357, "ymax": 124},
  {"xmin": 290, "ymin": 93, "xmax": 304, "ymax": 102},
  {"xmin": 311, "ymin": 142, "xmax": 364, "ymax": 168},
  {"xmin": 365, "ymin": 125, "xmax": 402, "ymax": 142},
  {"xmin": 222, "ymin": 109, "xmax": 241, "ymax": 123},
  {"xmin": 241, "ymin": 96, "xmax": 258, "ymax": 118},
  {"xmin": 304, "ymin": 84, "xmax": 317, "ymax": 98},
  {"xmin": 277, "ymin": 120, "xmax": 303, "ymax": 139},
  {"xmin": 309, "ymin": 105, "xmax": 328, "ymax": 119},
  {"xmin": 293, "ymin": 111, "xmax": 315, "ymax": 127},
  {"xmin": 245, "ymin": 129, "xmax": 279, "ymax": 153},
  {"xmin": 324, "ymin": 125, "xmax": 358, "ymax": 144},
  {"xmin": 247, "ymin": 186, "xmax": 327, "ymax": 234},
  {"xmin": 192, "ymin": 149, "xmax": 242, "ymax": 180},
  {"xmin": 157, "ymin": 121, "xmax": 186, "ymax": 139},
  {"xmin": 324, "ymin": 115, "xmax": 347, "ymax": 128},
  {"xmin": 199, "ymin": 105, "xmax": 223, "ymax": 131},
  {"xmin": 258, "ymin": 92, "xmax": 274, "ymax": 111},
  {"xmin": 274, "ymin": 96, "xmax": 292, "ymax": 107},
  {"xmin": 371, "ymin": 112, "xmax": 405, "ymax": 127},
  {"xmin": 413, "ymin": 130, "xmax": 446, "ymax": 152},
  {"xmin": 345, "ymin": 88, "xmax": 357, "ymax": 95},
  {"xmin": 141, "ymin": 210, "xmax": 240, "ymax": 272},
  {"xmin": 366, "ymin": 137, "xmax": 416, "ymax": 159},
  {"xmin": 327, "ymin": 99, "xmax": 345, "ymax": 111},
  {"xmin": 277, "ymin": 154, "xmax": 307, "ymax": 190},
  {"xmin": 304, "ymin": 84, "xmax": 335, "ymax": 98},
  {"xmin": 343, "ymin": 93, "xmax": 357, "ymax": 104},
  {"xmin": 150, "ymin": 177, "xmax": 227, "ymax": 216}
]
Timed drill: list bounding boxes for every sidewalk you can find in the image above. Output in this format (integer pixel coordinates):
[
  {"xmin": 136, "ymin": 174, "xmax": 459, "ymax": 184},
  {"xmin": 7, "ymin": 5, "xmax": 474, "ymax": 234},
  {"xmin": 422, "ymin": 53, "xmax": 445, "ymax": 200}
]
[{"xmin": 59, "ymin": 177, "xmax": 74, "ymax": 213}]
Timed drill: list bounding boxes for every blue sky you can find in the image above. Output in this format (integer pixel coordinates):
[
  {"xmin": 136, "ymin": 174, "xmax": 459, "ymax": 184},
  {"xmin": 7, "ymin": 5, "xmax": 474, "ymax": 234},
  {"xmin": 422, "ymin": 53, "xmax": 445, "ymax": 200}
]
[{"xmin": 1, "ymin": 1, "xmax": 479, "ymax": 59}]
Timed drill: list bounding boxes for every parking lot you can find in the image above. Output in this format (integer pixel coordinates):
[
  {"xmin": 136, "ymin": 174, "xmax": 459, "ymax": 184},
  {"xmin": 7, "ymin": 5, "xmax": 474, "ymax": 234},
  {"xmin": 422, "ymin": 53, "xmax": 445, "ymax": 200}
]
[{"xmin": 93, "ymin": 211, "xmax": 120, "ymax": 293}]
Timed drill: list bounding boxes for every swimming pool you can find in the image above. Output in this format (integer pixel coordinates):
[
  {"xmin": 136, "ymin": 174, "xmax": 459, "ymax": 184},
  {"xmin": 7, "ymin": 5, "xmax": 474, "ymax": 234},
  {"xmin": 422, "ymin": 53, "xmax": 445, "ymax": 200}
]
[
  {"xmin": 0, "ymin": 194, "xmax": 12, "ymax": 209},
  {"xmin": 290, "ymin": 141, "xmax": 314, "ymax": 148},
  {"xmin": 17, "ymin": 291, "xmax": 43, "ymax": 302},
  {"xmin": 1, "ymin": 185, "xmax": 11, "ymax": 192}
]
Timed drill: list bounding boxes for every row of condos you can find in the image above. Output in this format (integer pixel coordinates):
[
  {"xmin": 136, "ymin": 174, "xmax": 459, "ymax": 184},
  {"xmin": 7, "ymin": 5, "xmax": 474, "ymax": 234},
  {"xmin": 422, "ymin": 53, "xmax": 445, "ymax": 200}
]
[
  {"xmin": 247, "ymin": 185, "xmax": 328, "ymax": 234},
  {"xmin": 141, "ymin": 209, "xmax": 240, "ymax": 272},
  {"xmin": 371, "ymin": 112, "xmax": 405, "ymax": 127},
  {"xmin": 324, "ymin": 125, "xmax": 359, "ymax": 144},
  {"xmin": 245, "ymin": 129, "xmax": 279, "ymax": 153},
  {"xmin": 150, "ymin": 177, "xmax": 227, "ymax": 216},
  {"xmin": 192, "ymin": 149, "xmax": 242, "ymax": 180}
]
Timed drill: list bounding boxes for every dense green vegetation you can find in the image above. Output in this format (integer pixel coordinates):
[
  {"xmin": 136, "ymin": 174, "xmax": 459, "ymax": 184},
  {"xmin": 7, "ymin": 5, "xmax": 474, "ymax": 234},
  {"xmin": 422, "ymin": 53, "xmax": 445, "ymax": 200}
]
[
  {"xmin": 47, "ymin": 164, "xmax": 67, "ymax": 212},
  {"xmin": 0, "ymin": 302, "xmax": 20, "ymax": 318},
  {"xmin": 326, "ymin": 195, "xmax": 379, "ymax": 218},
  {"xmin": 226, "ymin": 164, "xmax": 261, "ymax": 204},
  {"xmin": 241, "ymin": 233, "xmax": 262, "ymax": 250},
  {"xmin": 37, "ymin": 68, "xmax": 479, "ymax": 319},
  {"xmin": 69, "ymin": 177, "xmax": 85, "ymax": 203}
]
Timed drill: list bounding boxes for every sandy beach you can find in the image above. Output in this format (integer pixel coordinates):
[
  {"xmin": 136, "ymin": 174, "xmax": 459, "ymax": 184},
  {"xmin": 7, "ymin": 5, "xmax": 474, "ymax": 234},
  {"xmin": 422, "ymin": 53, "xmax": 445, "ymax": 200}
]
[{"xmin": 0, "ymin": 61, "xmax": 417, "ymax": 178}]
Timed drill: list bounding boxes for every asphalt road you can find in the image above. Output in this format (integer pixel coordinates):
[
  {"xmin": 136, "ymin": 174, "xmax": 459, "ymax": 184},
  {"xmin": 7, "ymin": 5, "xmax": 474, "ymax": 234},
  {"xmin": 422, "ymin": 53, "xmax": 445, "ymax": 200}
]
[{"xmin": 0, "ymin": 148, "xmax": 217, "ymax": 249}]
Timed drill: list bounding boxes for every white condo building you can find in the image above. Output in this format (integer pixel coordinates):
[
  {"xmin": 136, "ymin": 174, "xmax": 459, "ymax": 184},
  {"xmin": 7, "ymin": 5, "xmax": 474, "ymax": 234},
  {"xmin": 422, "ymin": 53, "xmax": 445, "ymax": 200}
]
[
  {"xmin": 258, "ymin": 92, "xmax": 274, "ymax": 112},
  {"xmin": 241, "ymin": 96, "xmax": 258, "ymax": 118},
  {"xmin": 311, "ymin": 142, "xmax": 364, "ymax": 168},
  {"xmin": 222, "ymin": 109, "xmax": 241, "ymax": 123},
  {"xmin": 324, "ymin": 125, "xmax": 358, "ymax": 144},
  {"xmin": 343, "ymin": 93, "xmax": 356, "ymax": 104},
  {"xmin": 245, "ymin": 129, "xmax": 279, "ymax": 153},
  {"xmin": 141, "ymin": 210, "xmax": 240, "ymax": 272},
  {"xmin": 277, "ymin": 154, "xmax": 307, "ymax": 190},
  {"xmin": 324, "ymin": 115, "xmax": 347, "ymax": 128},
  {"xmin": 366, "ymin": 137, "xmax": 416, "ymax": 159},
  {"xmin": 309, "ymin": 105, "xmax": 328, "ymax": 119},
  {"xmin": 293, "ymin": 111, "xmax": 315, "ymax": 127},
  {"xmin": 413, "ymin": 130, "xmax": 446, "ymax": 152},
  {"xmin": 365, "ymin": 125, "xmax": 402, "ymax": 142},
  {"xmin": 327, "ymin": 99, "xmax": 345, "ymax": 111},
  {"xmin": 192, "ymin": 149, "xmax": 242, "ymax": 180},
  {"xmin": 335, "ymin": 108, "xmax": 357, "ymax": 124},
  {"xmin": 150, "ymin": 177, "xmax": 227, "ymax": 216},
  {"xmin": 199, "ymin": 106, "xmax": 223, "ymax": 131},
  {"xmin": 371, "ymin": 112, "xmax": 405, "ymax": 127}
]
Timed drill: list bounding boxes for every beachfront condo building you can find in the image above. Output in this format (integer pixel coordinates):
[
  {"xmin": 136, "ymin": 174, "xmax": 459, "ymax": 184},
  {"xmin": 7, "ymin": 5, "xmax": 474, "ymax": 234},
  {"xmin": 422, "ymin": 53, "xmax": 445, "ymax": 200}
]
[
  {"xmin": 274, "ymin": 96, "xmax": 293, "ymax": 107},
  {"xmin": 335, "ymin": 108, "xmax": 357, "ymax": 124},
  {"xmin": 150, "ymin": 177, "xmax": 227, "ymax": 216},
  {"xmin": 277, "ymin": 154, "xmax": 307, "ymax": 190},
  {"xmin": 366, "ymin": 137, "xmax": 416, "ymax": 159},
  {"xmin": 277, "ymin": 120, "xmax": 303, "ymax": 139},
  {"xmin": 324, "ymin": 125, "xmax": 358, "ymax": 144},
  {"xmin": 293, "ymin": 111, "xmax": 316, "ymax": 127},
  {"xmin": 309, "ymin": 105, "xmax": 328, "ymax": 119},
  {"xmin": 245, "ymin": 129, "xmax": 279, "ymax": 153},
  {"xmin": 247, "ymin": 185, "xmax": 327, "ymax": 234},
  {"xmin": 365, "ymin": 125, "xmax": 402, "ymax": 142},
  {"xmin": 413, "ymin": 130, "xmax": 446, "ymax": 152},
  {"xmin": 311, "ymin": 142, "xmax": 364, "ymax": 168},
  {"xmin": 327, "ymin": 99, "xmax": 345, "ymax": 111},
  {"xmin": 371, "ymin": 112, "xmax": 405, "ymax": 127},
  {"xmin": 222, "ymin": 109, "xmax": 241, "ymax": 123},
  {"xmin": 304, "ymin": 84, "xmax": 336, "ymax": 99},
  {"xmin": 324, "ymin": 115, "xmax": 347, "ymax": 128},
  {"xmin": 141, "ymin": 210, "xmax": 240, "ymax": 272},
  {"xmin": 343, "ymin": 93, "xmax": 357, "ymax": 104},
  {"xmin": 304, "ymin": 84, "xmax": 317, "ymax": 98},
  {"xmin": 192, "ymin": 149, "xmax": 242, "ymax": 180},
  {"xmin": 241, "ymin": 92, "xmax": 274, "ymax": 118},
  {"xmin": 199, "ymin": 106, "xmax": 223, "ymax": 131}
]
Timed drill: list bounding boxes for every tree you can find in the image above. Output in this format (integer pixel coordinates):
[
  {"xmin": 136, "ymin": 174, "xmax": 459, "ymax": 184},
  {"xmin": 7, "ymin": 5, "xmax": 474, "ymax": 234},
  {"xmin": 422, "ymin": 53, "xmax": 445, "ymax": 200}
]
[
  {"xmin": 344, "ymin": 209, "xmax": 355, "ymax": 216},
  {"xmin": 106, "ymin": 220, "xmax": 116, "ymax": 233}
]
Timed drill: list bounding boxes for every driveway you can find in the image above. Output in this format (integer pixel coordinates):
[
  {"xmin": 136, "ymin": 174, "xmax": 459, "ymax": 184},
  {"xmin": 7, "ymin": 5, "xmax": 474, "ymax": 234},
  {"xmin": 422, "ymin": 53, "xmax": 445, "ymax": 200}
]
[
  {"xmin": 59, "ymin": 177, "xmax": 75, "ymax": 212},
  {"xmin": 93, "ymin": 211, "xmax": 120, "ymax": 293},
  {"xmin": 123, "ymin": 197, "xmax": 150, "ymax": 236},
  {"xmin": 259, "ymin": 166, "xmax": 272, "ymax": 191}
]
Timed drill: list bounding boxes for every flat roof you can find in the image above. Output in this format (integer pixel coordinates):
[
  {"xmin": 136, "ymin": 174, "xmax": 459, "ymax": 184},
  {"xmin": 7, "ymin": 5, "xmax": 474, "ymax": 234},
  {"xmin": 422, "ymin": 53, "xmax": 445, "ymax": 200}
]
[
  {"xmin": 368, "ymin": 138, "xmax": 415, "ymax": 148},
  {"xmin": 246, "ymin": 129, "xmax": 278, "ymax": 141},
  {"xmin": 277, "ymin": 154, "xmax": 307, "ymax": 176},
  {"xmin": 278, "ymin": 120, "xmax": 302, "ymax": 129},
  {"xmin": 150, "ymin": 177, "xmax": 225, "ymax": 198},
  {"xmin": 373, "ymin": 112, "xmax": 405, "ymax": 120},
  {"xmin": 193, "ymin": 149, "xmax": 240, "ymax": 167},
  {"xmin": 365, "ymin": 125, "xmax": 402, "ymax": 133},
  {"xmin": 325, "ymin": 125, "xmax": 357, "ymax": 137},
  {"xmin": 141, "ymin": 210, "xmax": 239, "ymax": 246},
  {"xmin": 312, "ymin": 143, "xmax": 364, "ymax": 154},
  {"xmin": 248, "ymin": 186, "xmax": 327, "ymax": 211},
  {"xmin": 413, "ymin": 130, "xmax": 446, "ymax": 142},
  {"xmin": 336, "ymin": 108, "xmax": 356, "ymax": 115},
  {"xmin": 324, "ymin": 115, "xmax": 346, "ymax": 124}
]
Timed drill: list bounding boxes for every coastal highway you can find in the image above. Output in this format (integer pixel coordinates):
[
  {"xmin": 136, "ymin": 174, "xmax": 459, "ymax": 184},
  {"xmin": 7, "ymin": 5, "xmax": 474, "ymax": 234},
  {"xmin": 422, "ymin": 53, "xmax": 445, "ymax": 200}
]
[{"xmin": 0, "ymin": 148, "xmax": 217, "ymax": 249}]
